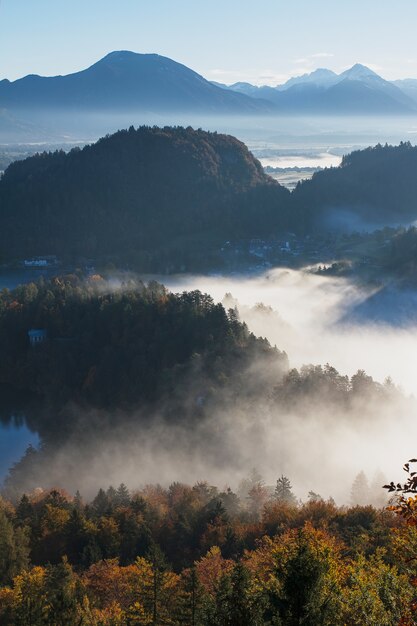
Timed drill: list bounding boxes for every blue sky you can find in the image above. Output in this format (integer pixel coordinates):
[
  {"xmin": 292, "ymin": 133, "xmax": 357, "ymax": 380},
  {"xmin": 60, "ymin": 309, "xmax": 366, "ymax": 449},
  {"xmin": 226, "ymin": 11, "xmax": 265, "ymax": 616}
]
[{"xmin": 1, "ymin": 0, "xmax": 417, "ymax": 84}]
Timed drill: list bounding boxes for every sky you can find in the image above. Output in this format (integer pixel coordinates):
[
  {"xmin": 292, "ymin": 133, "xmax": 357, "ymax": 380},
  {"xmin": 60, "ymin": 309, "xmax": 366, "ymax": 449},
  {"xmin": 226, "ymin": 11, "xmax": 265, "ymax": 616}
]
[{"xmin": 1, "ymin": 0, "xmax": 417, "ymax": 85}]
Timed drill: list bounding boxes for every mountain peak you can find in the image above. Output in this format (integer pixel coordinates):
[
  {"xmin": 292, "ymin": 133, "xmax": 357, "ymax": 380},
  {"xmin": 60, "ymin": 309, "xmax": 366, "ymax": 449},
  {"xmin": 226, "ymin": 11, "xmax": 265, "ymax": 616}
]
[
  {"xmin": 94, "ymin": 50, "xmax": 162, "ymax": 67},
  {"xmin": 280, "ymin": 67, "xmax": 338, "ymax": 90},
  {"xmin": 341, "ymin": 63, "xmax": 379, "ymax": 80},
  {"xmin": 101, "ymin": 50, "xmax": 159, "ymax": 61},
  {"xmin": 310, "ymin": 68, "xmax": 338, "ymax": 77}
]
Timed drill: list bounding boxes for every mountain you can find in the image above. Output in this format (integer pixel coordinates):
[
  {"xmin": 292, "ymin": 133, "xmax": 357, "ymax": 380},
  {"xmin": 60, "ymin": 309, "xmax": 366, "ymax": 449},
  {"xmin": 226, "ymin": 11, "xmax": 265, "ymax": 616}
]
[
  {"xmin": 223, "ymin": 82, "xmax": 280, "ymax": 101},
  {"xmin": 393, "ymin": 78, "xmax": 417, "ymax": 103},
  {"xmin": 219, "ymin": 64, "xmax": 417, "ymax": 114},
  {"xmin": 0, "ymin": 108, "xmax": 60, "ymax": 143},
  {"xmin": 278, "ymin": 68, "xmax": 338, "ymax": 90},
  {"xmin": 0, "ymin": 51, "xmax": 273, "ymax": 115},
  {"xmin": 335, "ymin": 63, "xmax": 415, "ymax": 109},
  {"xmin": 0, "ymin": 126, "xmax": 291, "ymax": 269}
]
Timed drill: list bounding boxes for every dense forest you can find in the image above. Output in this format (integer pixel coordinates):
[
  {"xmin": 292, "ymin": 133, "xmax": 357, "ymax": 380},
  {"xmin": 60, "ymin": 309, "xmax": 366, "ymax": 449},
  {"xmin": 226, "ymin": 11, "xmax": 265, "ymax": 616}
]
[
  {"xmin": 379, "ymin": 226, "xmax": 417, "ymax": 282},
  {"xmin": 0, "ymin": 126, "xmax": 291, "ymax": 270},
  {"xmin": 0, "ymin": 474, "xmax": 416, "ymax": 625},
  {"xmin": 0, "ymin": 274, "xmax": 397, "ymax": 445},
  {"xmin": 1, "ymin": 131, "xmax": 417, "ymax": 273},
  {"xmin": 0, "ymin": 274, "xmax": 287, "ymax": 440},
  {"xmin": 293, "ymin": 142, "xmax": 417, "ymax": 231},
  {"xmin": 0, "ymin": 273, "xmax": 403, "ymax": 503}
]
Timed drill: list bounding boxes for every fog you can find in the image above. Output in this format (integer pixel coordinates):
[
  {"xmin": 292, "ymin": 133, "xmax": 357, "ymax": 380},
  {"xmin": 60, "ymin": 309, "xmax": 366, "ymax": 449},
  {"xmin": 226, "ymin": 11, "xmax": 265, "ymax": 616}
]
[
  {"xmin": 163, "ymin": 268, "xmax": 417, "ymax": 395},
  {"xmin": 4, "ymin": 113, "xmax": 417, "ymax": 506},
  {"xmin": 7, "ymin": 268, "xmax": 417, "ymax": 506},
  {"xmin": 9, "ymin": 109, "xmax": 417, "ymax": 153},
  {"xmin": 146, "ymin": 268, "xmax": 417, "ymax": 500}
]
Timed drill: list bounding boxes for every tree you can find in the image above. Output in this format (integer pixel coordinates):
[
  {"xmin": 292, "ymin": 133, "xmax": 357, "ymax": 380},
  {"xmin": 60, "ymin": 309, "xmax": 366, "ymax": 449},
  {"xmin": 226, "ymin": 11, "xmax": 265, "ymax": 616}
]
[
  {"xmin": 350, "ymin": 471, "xmax": 370, "ymax": 506},
  {"xmin": 228, "ymin": 562, "xmax": 265, "ymax": 626},
  {"xmin": 247, "ymin": 525, "xmax": 343, "ymax": 626},
  {"xmin": 0, "ymin": 506, "xmax": 30, "ymax": 585},
  {"xmin": 43, "ymin": 557, "xmax": 85, "ymax": 625},
  {"xmin": 275, "ymin": 475, "xmax": 297, "ymax": 506},
  {"xmin": 341, "ymin": 552, "xmax": 413, "ymax": 625},
  {"xmin": 92, "ymin": 489, "xmax": 111, "ymax": 517},
  {"xmin": 0, "ymin": 566, "xmax": 47, "ymax": 626},
  {"xmin": 115, "ymin": 483, "xmax": 131, "ymax": 508}
]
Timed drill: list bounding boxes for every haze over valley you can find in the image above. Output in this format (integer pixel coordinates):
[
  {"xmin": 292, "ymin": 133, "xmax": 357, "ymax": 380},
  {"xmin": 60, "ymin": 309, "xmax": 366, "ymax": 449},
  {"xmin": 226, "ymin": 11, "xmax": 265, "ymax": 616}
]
[{"xmin": 3, "ymin": 2, "xmax": 417, "ymax": 622}]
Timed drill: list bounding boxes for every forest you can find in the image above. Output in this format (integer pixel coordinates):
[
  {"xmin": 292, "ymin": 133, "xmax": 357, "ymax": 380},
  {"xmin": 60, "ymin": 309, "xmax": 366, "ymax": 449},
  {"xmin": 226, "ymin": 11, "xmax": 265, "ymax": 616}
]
[
  {"xmin": 0, "ymin": 126, "xmax": 291, "ymax": 271},
  {"xmin": 0, "ymin": 274, "xmax": 397, "ymax": 449},
  {"xmin": 0, "ymin": 471, "xmax": 416, "ymax": 625},
  {"xmin": 0, "ymin": 274, "xmax": 287, "ymax": 440},
  {"xmin": 2, "ymin": 132, "xmax": 417, "ymax": 624},
  {"xmin": 293, "ymin": 142, "xmax": 417, "ymax": 230},
  {"xmin": 2, "ymin": 128, "xmax": 417, "ymax": 272}
]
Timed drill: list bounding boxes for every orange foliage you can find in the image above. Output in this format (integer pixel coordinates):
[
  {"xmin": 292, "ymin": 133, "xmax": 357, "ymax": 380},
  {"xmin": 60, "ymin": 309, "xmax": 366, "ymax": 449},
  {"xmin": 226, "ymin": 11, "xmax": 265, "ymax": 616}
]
[{"xmin": 195, "ymin": 546, "xmax": 234, "ymax": 595}]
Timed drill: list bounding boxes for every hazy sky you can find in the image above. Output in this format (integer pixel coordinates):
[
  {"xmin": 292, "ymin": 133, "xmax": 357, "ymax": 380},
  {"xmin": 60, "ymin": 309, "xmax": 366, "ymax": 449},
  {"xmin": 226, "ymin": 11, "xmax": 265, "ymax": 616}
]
[{"xmin": 1, "ymin": 0, "xmax": 417, "ymax": 85}]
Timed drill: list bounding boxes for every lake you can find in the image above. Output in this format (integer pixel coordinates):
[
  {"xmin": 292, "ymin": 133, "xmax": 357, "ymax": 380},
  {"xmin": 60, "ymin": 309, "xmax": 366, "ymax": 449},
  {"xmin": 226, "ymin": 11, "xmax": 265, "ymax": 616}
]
[
  {"xmin": 0, "ymin": 419, "xmax": 39, "ymax": 482},
  {"xmin": 0, "ymin": 267, "xmax": 60, "ymax": 291},
  {"xmin": 0, "ymin": 270, "xmax": 48, "ymax": 481}
]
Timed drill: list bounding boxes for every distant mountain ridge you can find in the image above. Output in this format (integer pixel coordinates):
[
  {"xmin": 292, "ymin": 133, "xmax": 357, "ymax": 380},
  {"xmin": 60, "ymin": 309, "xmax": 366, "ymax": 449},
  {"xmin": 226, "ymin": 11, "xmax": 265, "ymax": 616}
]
[
  {"xmin": 1, "ymin": 53, "xmax": 417, "ymax": 135},
  {"xmin": 0, "ymin": 51, "xmax": 273, "ymax": 115},
  {"xmin": 220, "ymin": 63, "xmax": 417, "ymax": 114}
]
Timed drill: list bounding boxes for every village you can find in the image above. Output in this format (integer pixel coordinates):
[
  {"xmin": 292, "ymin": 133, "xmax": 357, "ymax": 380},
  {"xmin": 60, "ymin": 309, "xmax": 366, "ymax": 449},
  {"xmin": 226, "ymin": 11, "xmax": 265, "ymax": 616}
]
[{"xmin": 219, "ymin": 228, "xmax": 397, "ymax": 278}]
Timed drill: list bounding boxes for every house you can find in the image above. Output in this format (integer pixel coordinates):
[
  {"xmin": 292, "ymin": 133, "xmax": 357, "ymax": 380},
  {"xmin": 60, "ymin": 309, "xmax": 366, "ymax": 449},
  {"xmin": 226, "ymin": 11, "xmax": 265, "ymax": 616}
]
[
  {"xmin": 28, "ymin": 329, "xmax": 47, "ymax": 346},
  {"xmin": 23, "ymin": 256, "xmax": 59, "ymax": 268}
]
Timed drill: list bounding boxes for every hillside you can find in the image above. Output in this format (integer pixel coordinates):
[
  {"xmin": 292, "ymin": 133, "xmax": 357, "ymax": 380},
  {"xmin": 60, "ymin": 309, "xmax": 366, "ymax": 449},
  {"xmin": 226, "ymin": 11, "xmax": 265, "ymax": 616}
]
[
  {"xmin": 0, "ymin": 126, "xmax": 291, "ymax": 269},
  {"xmin": 292, "ymin": 142, "xmax": 417, "ymax": 231},
  {"xmin": 0, "ymin": 275, "xmax": 287, "ymax": 442}
]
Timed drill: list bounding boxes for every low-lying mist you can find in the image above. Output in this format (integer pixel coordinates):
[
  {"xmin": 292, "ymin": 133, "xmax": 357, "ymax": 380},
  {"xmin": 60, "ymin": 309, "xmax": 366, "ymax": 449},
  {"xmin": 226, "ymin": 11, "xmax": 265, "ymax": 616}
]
[
  {"xmin": 164, "ymin": 268, "xmax": 417, "ymax": 395},
  {"xmin": 6, "ymin": 268, "xmax": 417, "ymax": 506}
]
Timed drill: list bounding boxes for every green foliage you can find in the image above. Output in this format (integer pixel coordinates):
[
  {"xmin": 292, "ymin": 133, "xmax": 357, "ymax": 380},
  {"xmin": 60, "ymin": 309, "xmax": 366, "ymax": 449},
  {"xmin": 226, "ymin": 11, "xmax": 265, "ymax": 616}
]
[
  {"xmin": 0, "ymin": 503, "xmax": 30, "ymax": 584},
  {"xmin": 293, "ymin": 141, "xmax": 417, "ymax": 231},
  {"xmin": 268, "ymin": 527, "xmax": 343, "ymax": 626},
  {"xmin": 0, "ymin": 275, "xmax": 286, "ymax": 446},
  {"xmin": 274, "ymin": 476, "xmax": 297, "ymax": 506}
]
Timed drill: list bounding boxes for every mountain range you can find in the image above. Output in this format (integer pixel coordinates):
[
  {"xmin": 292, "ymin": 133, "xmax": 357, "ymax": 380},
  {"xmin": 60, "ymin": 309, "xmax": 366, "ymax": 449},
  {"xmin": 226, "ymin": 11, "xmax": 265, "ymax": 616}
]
[
  {"xmin": 2, "ymin": 53, "xmax": 417, "ymax": 142},
  {"xmin": 218, "ymin": 64, "xmax": 417, "ymax": 114}
]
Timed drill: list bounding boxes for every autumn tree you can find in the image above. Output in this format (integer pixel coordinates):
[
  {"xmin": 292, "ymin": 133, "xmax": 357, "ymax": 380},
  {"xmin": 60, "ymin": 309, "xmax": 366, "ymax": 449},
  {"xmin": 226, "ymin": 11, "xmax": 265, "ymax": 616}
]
[{"xmin": 0, "ymin": 505, "xmax": 30, "ymax": 585}]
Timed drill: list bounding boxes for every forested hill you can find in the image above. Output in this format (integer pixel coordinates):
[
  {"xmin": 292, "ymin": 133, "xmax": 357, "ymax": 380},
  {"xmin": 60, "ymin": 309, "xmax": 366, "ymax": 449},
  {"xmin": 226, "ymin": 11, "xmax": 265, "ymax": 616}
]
[
  {"xmin": 0, "ymin": 126, "xmax": 291, "ymax": 270},
  {"xmin": 2, "ymin": 132, "xmax": 417, "ymax": 270},
  {"xmin": 0, "ymin": 275, "xmax": 287, "ymax": 440},
  {"xmin": 293, "ymin": 142, "xmax": 417, "ymax": 230}
]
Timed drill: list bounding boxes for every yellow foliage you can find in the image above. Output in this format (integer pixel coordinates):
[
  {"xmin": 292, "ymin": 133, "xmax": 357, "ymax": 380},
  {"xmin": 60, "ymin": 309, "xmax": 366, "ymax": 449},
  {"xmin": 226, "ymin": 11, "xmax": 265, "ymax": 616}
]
[
  {"xmin": 195, "ymin": 545, "xmax": 234, "ymax": 595},
  {"xmin": 41, "ymin": 503, "xmax": 71, "ymax": 533}
]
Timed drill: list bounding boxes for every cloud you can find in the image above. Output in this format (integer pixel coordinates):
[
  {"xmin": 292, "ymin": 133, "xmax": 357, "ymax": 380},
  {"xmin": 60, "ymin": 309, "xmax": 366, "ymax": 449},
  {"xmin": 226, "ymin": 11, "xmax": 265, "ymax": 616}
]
[
  {"xmin": 294, "ymin": 53, "xmax": 334, "ymax": 65},
  {"xmin": 311, "ymin": 52, "xmax": 334, "ymax": 59}
]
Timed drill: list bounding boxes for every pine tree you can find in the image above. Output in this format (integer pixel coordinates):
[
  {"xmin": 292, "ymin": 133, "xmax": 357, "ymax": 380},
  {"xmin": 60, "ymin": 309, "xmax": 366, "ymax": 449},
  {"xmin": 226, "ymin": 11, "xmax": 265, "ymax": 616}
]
[
  {"xmin": 44, "ymin": 557, "xmax": 83, "ymax": 625},
  {"xmin": 115, "ymin": 483, "xmax": 130, "ymax": 507},
  {"xmin": 0, "ymin": 506, "xmax": 30, "ymax": 584},
  {"xmin": 73, "ymin": 490, "xmax": 83, "ymax": 511},
  {"xmin": 92, "ymin": 488, "xmax": 110, "ymax": 516},
  {"xmin": 275, "ymin": 475, "xmax": 297, "ymax": 505},
  {"xmin": 350, "ymin": 471, "xmax": 370, "ymax": 506}
]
